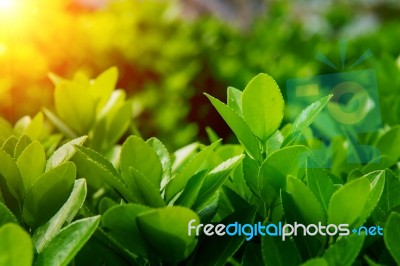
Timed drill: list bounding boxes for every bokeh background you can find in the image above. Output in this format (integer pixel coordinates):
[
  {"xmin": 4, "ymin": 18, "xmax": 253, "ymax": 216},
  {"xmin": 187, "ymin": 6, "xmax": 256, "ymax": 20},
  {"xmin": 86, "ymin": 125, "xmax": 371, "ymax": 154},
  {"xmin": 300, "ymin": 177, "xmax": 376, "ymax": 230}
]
[{"xmin": 1, "ymin": 0, "xmax": 400, "ymax": 149}]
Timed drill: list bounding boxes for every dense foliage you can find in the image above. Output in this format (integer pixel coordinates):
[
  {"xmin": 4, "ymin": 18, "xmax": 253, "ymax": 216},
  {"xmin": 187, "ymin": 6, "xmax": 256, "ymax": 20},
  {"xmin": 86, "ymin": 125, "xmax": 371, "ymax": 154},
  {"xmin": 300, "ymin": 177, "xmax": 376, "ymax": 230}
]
[{"xmin": 0, "ymin": 68, "xmax": 400, "ymax": 265}]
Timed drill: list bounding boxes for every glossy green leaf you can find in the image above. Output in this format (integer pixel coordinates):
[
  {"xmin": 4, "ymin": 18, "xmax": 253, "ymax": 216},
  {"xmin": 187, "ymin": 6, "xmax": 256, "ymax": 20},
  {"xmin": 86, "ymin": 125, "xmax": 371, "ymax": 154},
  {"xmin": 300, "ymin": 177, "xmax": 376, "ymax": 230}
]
[
  {"xmin": 137, "ymin": 206, "xmax": 200, "ymax": 264},
  {"xmin": 353, "ymin": 171, "xmax": 385, "ymax": 227},
  {"xmin": 384, "ymin": 212, "xmax": 400, "ymax": 265},
  {"xmin": 102, "ymin": 204, "xmax": 151, "ymax": 258},
  {"xmin": 195, "ymin": 154, "xmax": 244, "ymax": 207},
  {"xmin": 90, "ymin": 66, "xmax": 118, "ymax": 112},
  {"xmin": 46, "ymin": 136, "xmax": 88, "ymax": 171},
  {"xmin": 284, "ymin": 95, "xmax": 332, "ymax": 146},
  {"xmin": 23, "ymin": 162, "xmax": 76, "ymax": 228},
  {"xmin": 14, "ymin": 135, "xmax": 32, "ymax": 159},
  {"xmin": 120, "ymin": 136, "xmax": 163, "ymax": 190},
  {"xmin": 16, "ymin": 141, "xmax": 46, "ymax": 191},
  {"xmin": 165, "ymin": 140, "xmax": 220, "ymax": 202},
  {"xmin": 33, "ymin": 179, "xmax": 87, "ymax": 252},
  {"xmin": 306, "ymin": 167, "xmax": 335, "ymax": 212},
  {"xmin": 129, "ymin": 167, "xmax": 165, "ymax": 207},
  {"xmin": 227, "ymin": 86, "xmax": 242, "ymax": 115},
  {"xmin": 2, "ymin": 136, "xmax": 18, "ymax": 156},
  {"xmin": 0, "ymin": 201, "xmax": 17, "ymax": 226},
  {"xmin": 0, "ymin": 149, "xmax": 24, "ymax": 203},
  {"xmin": 259, "ymin": 145, "xmax": 309, "ymax": 205},
  {"xmin": 105, "ymin": 101, "xmax": 132, "ymax": 148},
  {"xmin": 242, "ymin": 73, "xmax": 284, "ymax": 142},
  {"xmin": 35, "ymin": 216, "xmax": 100, "ymax": 266},
  {"xmin": 73, "ymin": 145, "xmax": 134, "ymax": 202},
  {"xmin": 373, "ymin": 170, "xmax": 400, "ymax": 224},
  {"xmin": 147, "ymin": 137, "xmax": 171, "ymax": 189},
  {"xmin": 23, "ymin": 112, "xmax": 44, "ymax": 140},
  {"xmin": 242, "ymin": 155, "xmax": 260, "ymax": 196},
  {"xmin": 172, "ymin": 142, "xmax": 200, "ymax": 173},
  {"xmin": 206, "ymin": 94, "xmax": 260, "ymax": 161},
  {"xmin": 328, "ymin": 177, "xmax": 371, "ymax": 226},
  {"xmin": 42, "ymin": 107, "xmax": 77, "ymax": 139},
  {"xmin": 0, "ymin": 223, "xmax": 33, "ymax": 266},
  {"xmin": 174, "ymin": 171, "xmax": 206, "ymax": 208},
  {"xmin": 376, "ymin": 125, "xmax": 400, "ymax": 161},
  {"xmin": 55, "ymin": 80, "xmax": 96, "ymax": 134},
  {"xmin": 286, "ymin": 175, "xmax": 326, "ymax": 224},
  {"xmin": 323, "ymin": 234, "xmax": 366, "ymax": 266}
]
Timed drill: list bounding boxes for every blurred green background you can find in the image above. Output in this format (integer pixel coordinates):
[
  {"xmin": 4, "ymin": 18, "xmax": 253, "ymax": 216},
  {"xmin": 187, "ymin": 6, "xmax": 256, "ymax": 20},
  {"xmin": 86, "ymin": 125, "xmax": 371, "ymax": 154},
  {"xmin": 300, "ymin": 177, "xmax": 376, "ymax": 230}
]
[{"xmin": 1, "ymin": 0, "xmax": 400, "ymax": 149}]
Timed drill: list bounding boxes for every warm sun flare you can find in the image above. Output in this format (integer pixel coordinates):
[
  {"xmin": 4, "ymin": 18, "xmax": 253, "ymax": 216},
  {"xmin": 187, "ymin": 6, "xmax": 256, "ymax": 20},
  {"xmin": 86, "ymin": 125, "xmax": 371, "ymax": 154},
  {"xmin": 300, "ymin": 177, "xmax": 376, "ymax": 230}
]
[{"xmin": 0, "ymin": 0, "xmax": 16, "ymax": 13}]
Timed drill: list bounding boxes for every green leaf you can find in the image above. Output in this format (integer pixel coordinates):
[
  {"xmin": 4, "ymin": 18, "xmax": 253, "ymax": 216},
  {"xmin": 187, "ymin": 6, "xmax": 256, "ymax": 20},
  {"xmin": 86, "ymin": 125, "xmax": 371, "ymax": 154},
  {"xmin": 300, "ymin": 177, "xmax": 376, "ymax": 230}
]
[
  {"xmin": 227, "ymin": 86, "xmax": 242, "ymax": 115},
  {"xmin": 14, "ymin": 135, "xmax": 32, "ymax": 159},
  {"xmin": 90, "ymin": 90, "xmax": 131, "ymax": 151},
  {"xmin": 286, "ymin": 175, "xmax": 326, "ymax": 224},
  {"xmin": 300, "ymin": 258, "xmax": 329, "ymax": 266},
  {"xmin": 205, "ymin": 94, "xmax": 260, "ymax": 161},
  {"xmin": 129, "ymin": 167, "xmax": 165, "ymax": 207},
  {"xmin": 242, "ymin": 73, "xmax": 284, "ymax": 142},
  {"xmin": 323, "ymin": 234, "xmax": 366, "ymax": 266},
  {"xmin": 0, "ymin": 201, "xmax": 17, "ymax": 226},
  {"xmin": 102, "ymin": 204, "xmax": 151, "ymax": 258},
  {"xmin": 259, "ymin": 145, "xmax": 309, "ymax": 205},
  {"xmin": 281, "ymin": 191, "xmax": 323, "ymax": 259},
  {"xmin": 0, "ymin": 223, "xmax": 33, "ymax": 266},
  {"xmin": 147, "ymin": 137, "xmax": 171, "ymax": 189},
  {"xmin": 137, "ymin": 206, "xmax": 200, "ymax": 264},
  {"xmin": 262, "ymin": 232, "xmax": 302, "ymax": 266},
  {"xmin": 373, "ymin": 170, "xmax": 400, "ymax": 224},
  {"xmin": 23, "ymin": 162, "xmax": 76, "ymax": 228},
  {"xmin": 206, "ymin": 127, "xmax": 220, "ymax": 144},
  {"xmin": 33, "ymin": 179, "xmax": 87, "ymax": 252},
  {"xmin": 16, "ymin": 141, "xmax": 46, "ymax": 191},
  {"xmin": 120, "ymin": 136, "xmax": 163, "ymax": 190},
  {"xmin": 0, "ymin": 148, "xmax": 24, "ymax": 203},
  {"xmin": 242, "ymin": 155, "xmax": 260, "ymax": 196},
  {"xmin": 195, "ymin": 155, "xmax": 244, "ymax": 207},
  {"xmin": 172, "ymin": 142, "xmax": 200, "ymax": 173},
  {"xmin": 54, "ymin": 80, "xmax": 96, "ymax": 134},
  {"xmin": 166, "ymin": 140, "xmax": 220, "ymax": 202},
  {"xmin": 2, "ymin": 136, "xmax": 18, "ymax": 156},
  {"xmin": 72, "ymin": 145, "xmax": 134, "ymax": 202},
  {"xmin": 328, "ymin": 177, "xmax": 371, "ymax": 226},
  {"xmin": 42, "ymin": 107, "xmax": 77, "ymax": 139},
  {"xmin": 174, "ymin": 171, "xmax": 206, "ymax": 208},
  {"xmin": 90, "ymin": 66, "xmax": 118, "ymax": 112},
  {"xmin": 105, "ymin": 101, "xmax": 132, "ymax": 148},
  {"xmin": 190, "ymin": 206, "xmax": 257, "ymax": 266},
  {"xmin": 306, "ymin": 167, "xmax": 335, "ymax": 212},
  {"xmin": 35, "ymin": 216, "xmax": 100, "ymax": 266},
  {"xmin": 384, "ymin": 212, "xmax": 400, "ymax": 265},
  {"xmin": 46, "ymin": 136, "xmax": 88, "ymax": 171},
  {"xmin": 376, "ymin": 125, "xmax": 400, "ymax": 161},
  {"xmin": 23, "ymin": 112, "xmax": 44, "ymax": 140},
  {"xmin": 284, "ymin": 95, "xmax": 332, "ymax": 146},
  {"xmin": 353, "ymin": 171, "xmax": 385, "ymax": 227}
]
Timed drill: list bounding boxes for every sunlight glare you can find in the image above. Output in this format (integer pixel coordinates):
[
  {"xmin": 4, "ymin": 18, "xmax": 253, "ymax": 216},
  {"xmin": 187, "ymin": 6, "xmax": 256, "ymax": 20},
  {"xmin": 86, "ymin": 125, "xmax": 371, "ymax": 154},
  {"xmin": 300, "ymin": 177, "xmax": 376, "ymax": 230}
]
[{"xmin": 0, "ymin": 0, "xmax": 16, "ymax": 13}]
